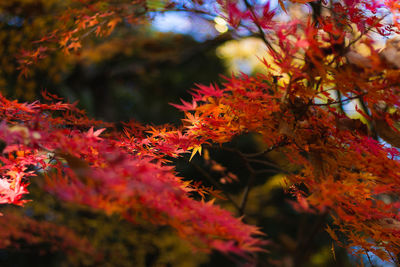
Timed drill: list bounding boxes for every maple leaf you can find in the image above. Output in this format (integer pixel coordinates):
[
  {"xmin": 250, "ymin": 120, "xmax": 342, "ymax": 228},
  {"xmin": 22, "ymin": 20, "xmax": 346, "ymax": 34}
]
[
  {"xmin": 0, "ymin": 179, "xmax": 29, "ymax": 206},
  {"xmin": 192, "ymin": 84, "xmax": 225, "ymax": 101},
  {"xmin": 67, "ymin": 41, "xmax": 82, "ymax": 52},
  {"xmin": 170, "ymin": 99, "xmax": 198, "ymax": 111},
  {"xmin": 86, "ymin": 127, "xmax": 106, "ymax": 140},
  {"xmin": 182, "ymin": 112, "xmax": 202, "ymax": 128},
  {"xmin": 189, "ymin": 145, "xmax": 202, "ymax": 161}
]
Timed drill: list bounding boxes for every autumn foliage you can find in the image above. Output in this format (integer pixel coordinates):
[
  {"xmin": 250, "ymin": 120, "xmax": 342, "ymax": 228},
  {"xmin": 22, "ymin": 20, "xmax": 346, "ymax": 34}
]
[{"xmin": 3, "ymin": 0, "xmax": 400, "ymax": 265}]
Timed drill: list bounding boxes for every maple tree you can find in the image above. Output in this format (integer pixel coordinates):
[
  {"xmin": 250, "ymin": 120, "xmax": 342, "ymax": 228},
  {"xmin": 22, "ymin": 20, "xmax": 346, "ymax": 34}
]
[{"xmin": 2, "ymin": 0, "xmax": 400, "ymax": 265}]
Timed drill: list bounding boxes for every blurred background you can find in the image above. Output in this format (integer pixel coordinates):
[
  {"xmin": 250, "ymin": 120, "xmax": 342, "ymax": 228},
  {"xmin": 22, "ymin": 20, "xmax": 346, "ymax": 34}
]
[{"xmin": 0, "ymin": 0, "xmax": 388, "ymax": 266}]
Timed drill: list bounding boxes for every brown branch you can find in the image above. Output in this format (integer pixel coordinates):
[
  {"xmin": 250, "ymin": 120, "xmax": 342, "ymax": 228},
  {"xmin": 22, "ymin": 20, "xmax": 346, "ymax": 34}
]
[
  {"xmin": 243, "ymin": 138, "xmax": 289, "ymax": 158},
  {"xmin": 358, "ymin": 95, "xmax": 378, "ymax": 140},
  {"xmin": 219, "ymin": 141, "xmax": 289, "ymax": 216},
  {"xmin": 247, "ymin": 159, "xmax": 290, "ymax": 174},
  {"xmin": 237, "ymin": 148, "xmax": 256, "ymax": 216},
  {"xmin": 336, "ymin": 90, "xmax": 346, "ymax": 114},
  {"xmin": 312, "ymin": 94, "xmax": 365, "ymax": 107},
  {"xmin": 364, "ymin": 248, "xmax": 375, "ymax": 267},
  {"xmin": 217, "ymin": 146, "xmax": 255, "ymax": 215},
  {"xmin": 239, "ymin": 172, "xmax": 255, "ymax": 216}
]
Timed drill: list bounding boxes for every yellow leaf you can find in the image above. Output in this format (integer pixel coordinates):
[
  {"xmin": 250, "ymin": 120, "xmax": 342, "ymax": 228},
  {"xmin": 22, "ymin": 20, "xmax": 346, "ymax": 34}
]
[
  {"xmin": 107, "ymin": 18, "xmax": 121, "ymax": 33},
  {"xmin": 189, "ymin": 145, "xmax": 202, "ymax": 161}
]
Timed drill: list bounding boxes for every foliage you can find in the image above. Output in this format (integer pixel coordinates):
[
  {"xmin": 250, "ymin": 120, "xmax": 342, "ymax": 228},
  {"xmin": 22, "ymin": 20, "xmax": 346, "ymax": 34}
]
[
  {"xmin": 0, "ymin": 0, "xmax": 73, "ymax": 99},
  {"xmin": 2, "ymin": 0, "xmax": 400, "ymax": 266},
  {"xmin": 1, "ymin": 179, "xmax": 207, "ymax": 267},
  {"xmin": 0, "ymin": 93, "xmax": 263, "ymax": 255}
]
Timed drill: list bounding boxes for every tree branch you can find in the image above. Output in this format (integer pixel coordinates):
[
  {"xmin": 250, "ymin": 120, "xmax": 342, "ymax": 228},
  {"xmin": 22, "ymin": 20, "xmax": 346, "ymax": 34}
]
[{"xmin": 190, "ymin": 162, "xmax": 242, "ymax": 213}]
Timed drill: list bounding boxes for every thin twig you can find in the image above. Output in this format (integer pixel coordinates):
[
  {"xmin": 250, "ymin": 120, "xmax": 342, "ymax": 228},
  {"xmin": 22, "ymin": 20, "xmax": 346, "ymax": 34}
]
[
  {"xmin": 239, "ymin": 176, "xmax": 255, "ymax": 216},
  {"xmin": 239, "ymin": 173, "xmax": 254, "ymax": 216},
  {"xmin": 243, "ymin": 138, "xmax": 288, "ymax": 158},
  {"xmin": 218, "ymin": 146, "xmax": 255, "ymax": 215},
  {"xmin": 312, "ymin": 94, "xmax": 365, "ymax": 106},
  {"xmin": 255, "ymin": 169, "xmax": 281, "ymax": 175},
  {"xmin": 80, "ymin": 20, "xmax": 107, "ymax": 40},
  {"xmin": 247, "ymin": 158, "xmax": 289, "ymax": 173},
  {"xmin": 190, "ymin": 162, "xmax": 242, "ymax": 213},
  {"xmin": 219, "ymin": 144, "xmax": 288, "ymax": 216},
  {"xmin": 364, "ymin": 248, "xmax": 375, "ymax": 267},
  {"xmin": 336, "ymin": 90, "xmax": 345, "ymax": 114},
  {"xmin": 220, "ymin": 147, "xmax": 291, "ymax": 176},
  {"xmin": 242, "ymin": 0, "xmax": 277, "ymax": 56},
  {"xmin": 357, "ymin": 94, "xmax": 378, "ymax": 139}
]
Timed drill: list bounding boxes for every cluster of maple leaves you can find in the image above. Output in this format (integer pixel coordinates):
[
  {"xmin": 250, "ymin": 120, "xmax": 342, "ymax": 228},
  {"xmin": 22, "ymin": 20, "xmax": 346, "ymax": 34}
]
[
  {"xmin": 3, "ymin": 0, "xmax": 400, "ymax": 264},
  {"xmin": 0, "ymin": 91, "xmax": 264, "ymax": 254}
]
